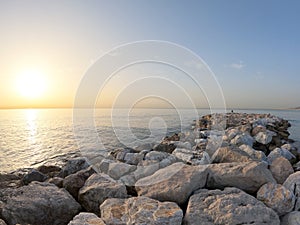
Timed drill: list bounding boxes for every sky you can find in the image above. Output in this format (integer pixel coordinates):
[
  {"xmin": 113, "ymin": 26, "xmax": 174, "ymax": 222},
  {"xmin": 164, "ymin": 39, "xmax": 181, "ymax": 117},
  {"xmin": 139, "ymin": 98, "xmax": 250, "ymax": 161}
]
[{"xmin": 0, "ymin": 0, "xmax": 299, "ymax": 109}]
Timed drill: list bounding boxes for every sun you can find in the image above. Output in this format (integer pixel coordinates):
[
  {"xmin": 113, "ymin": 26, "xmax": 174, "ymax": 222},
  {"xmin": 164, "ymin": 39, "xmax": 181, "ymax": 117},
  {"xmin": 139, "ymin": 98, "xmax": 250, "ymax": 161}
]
[{"xmin": 16, "ymin": 69, "xmax": 47, "ymax": 99}]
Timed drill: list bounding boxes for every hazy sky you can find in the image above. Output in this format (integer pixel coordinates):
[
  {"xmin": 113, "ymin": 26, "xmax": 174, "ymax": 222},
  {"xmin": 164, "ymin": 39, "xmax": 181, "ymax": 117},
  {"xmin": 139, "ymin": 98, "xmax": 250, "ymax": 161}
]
[{"xmin": 0, "ymin": 0, "xmax": 299, "ymax": 109}]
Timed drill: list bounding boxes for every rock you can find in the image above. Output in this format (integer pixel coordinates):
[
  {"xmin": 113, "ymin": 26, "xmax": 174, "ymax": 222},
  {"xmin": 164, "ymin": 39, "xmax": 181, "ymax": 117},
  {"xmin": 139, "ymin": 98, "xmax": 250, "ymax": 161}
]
[
  {"xmin": 153, "ymin": 142, "xmax": 176, "ymax": 153},
  {"xmin": 100, "ymin": 196, "xmax": 183, "ymax": 225},
  {"xmin": 255, "ymin": 130, "xmax": 276, "ymax": 145},
  {"xmin": 0, "ymin": 173, "xmax": 22, "ymax": 189},
  {"xmin": 281, "ymin": 211, "xmax": 300, "ymax": 225},
  {"xmin": 0, "ymin": 219, "xmax": 7, "ymax": 225},
  {"xmin": 22, "ymin": 169, "xmax": 47, "ymax": 185},
  {"xmin": 268, "ymin": 148, "xmax": 296, "ymax": 164},
  {"xmin": 68, "ymin": 212, "xmax": 105, "ymax": 225},
  {"xmin": 172, "ymin": 141, "xmax": 192, "ymax": 149},
  {"xmin": 144, "ymin": 151, "xmax": 170, "ymax": 161},
  {"xmin": 172, "ymin": 148, "xmax": 210, "ymax": 165},
  {"xmin": 78, "ymin": 173, "xmax": 127, "ymax": 215},
  {"xmin": 59, "ymin": 157, "xmax": 90, "ymax": 178},
  {"xmin": 48, "ymin": 177, "xmax": 64, "ymax": 188},
  {"xmin": 206, "ymin": 134, "xmax": 223, "ymax": 156},
  {"xmin": 106, "ymin": 162, "xmax": 136, "ymax": 180},
  {"xmin": 135, "ymin": 162, "xmax": 208, "ymax": 205},
  {"xmin": 211, "ymin": 146, "xmax": 252, "ymax": 163},
  {"xmin": 257, "ymin": 183, "xmax": 295, "ymax": 216},
  {"xmin": 283, "ymin": 172, "xmax": 300, "ymax": 210},
  {"xmin": 231, "ymin": 133, "xmax": 254, "ymax": 146},
  {"xmin": 207, "ymin": 161, "xmax": 276, "ymax": 193},
  {"xmin": 0, "ymin": 182, "xmax": 81, "ymax": 225},
  {"xmin": 37, "ymin": 165, "xmax": 61, "ymax": 176},
  {"xmin": 269, "ymin": 157, "xmax": 294, "ymax": 184},
  {"xmin": 123, "ymin": 152, "xmax": 144, "ymax": 165},
  {"xmin": 134, "ymin": 143, "xmax": 154, "ymax": 152},
  {"xmin": 63, "ymin": 166, "xmax": 95, "ymax": 199},
  {"xmin": 239, "ymin": 144, "xmax": 267, "ymax": 161},
  {"xmin": 184, "ymin": 187, "xmax": 280, "ymax": 225},
  {"xmin": 252, "ymin": 125, "xmax": 267, "ymax": 136}
]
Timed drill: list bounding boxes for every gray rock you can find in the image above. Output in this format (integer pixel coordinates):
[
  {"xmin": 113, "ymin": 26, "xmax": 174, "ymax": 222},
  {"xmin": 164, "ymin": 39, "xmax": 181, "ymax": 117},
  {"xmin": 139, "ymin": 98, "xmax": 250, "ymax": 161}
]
[
  {"xmin": 123, "ymin": 152, "xmax": 144, "ymax": 165},
  {"xmin": 283, "ymin": 172, "xmax": 300, "ymax": 210},
  {"xmin": 172, "ymin": 148, "xmax": 210, "ymax": 165},
  {"xmin": 0, "ymin": 182, "xmax": 81, "ymax": 225},
  {"xmin": 144, "ymin": 151, "xmax": 170, "ymax": 161},
  {"xmin": 281, "ymin": 211, "xmax": 300, "ymax": 225},
  {"xmin": 207, "ymin": 161, "xmax": 276, "ymax": 193},
  {"xmin": 78, "ymin": 173, "xmax": 127, "ymax": 215},
  {"xmin": 251, "ymin": 125, "xmax": 267, "ymax": 136},
  {"xmin": 184, "ymin": 187, "xmax": 280, "ymax": 225},
  {"xmin": 254, "ymin": 130, "xmax": 276, "ymax": 145},
  {"xmin": 48, "ymin": 177, "xmax": 64, "ymax": 188},
  {"xmin": 269, "ymin": 157, "xmax": 294, "ymax": 184},
  {"xmin": 59, "ymin": 157, "xmax": 90, "ymax": 178},
  {"xmin": 68, "ymin": 212, "xmax": 105, "ymax": 225},
  {"xmin": 231, "ymin": 133, "xmax": 254, "ymax": 146},
  {"xmin": 63, "ymin": 166, "xmax": 95, "ymax": 199},
  {"xmin": 268, "ymin": 148, "xmax": 296, "ymax": 164},
  {"xmin": 211, "ymin": 146, "xmax": 252, "ymax": 163},
  {"xmin": 257, "ymin": 183, "xmax": 295, "ymax": 216},
  {"xmin": 135, "ymin": 162, "xmax": 208, "ymax": 205},
  {"xmin": 22, "ymin": 169, "xmax": 47, "ymax": 185},
  {"xmin": 106, "ymin": 162, "xmax": 136, "ymax": 180},
  {"xmin": 100, "ymin": 196, "xmax": 183, "ymax": 225},
  {"xmin": 239, "ymin": 144, "xmax": 267, "ymax": 161}
]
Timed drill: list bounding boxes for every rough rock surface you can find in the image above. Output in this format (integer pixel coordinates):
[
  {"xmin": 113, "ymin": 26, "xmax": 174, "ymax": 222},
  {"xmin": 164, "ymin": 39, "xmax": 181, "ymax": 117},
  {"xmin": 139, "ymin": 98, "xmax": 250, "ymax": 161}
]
[
  {"xmin": 281, "ymin": 211, "xmax": 300, "ymax": 225},
  {"xmin": 100, "ymin": 196, "xmax": 183, "ymax": 225},
  {"xmin": 183, "ymin": 187, "xmax": 280, "ymax": 225},
  {"xmin": 211, "ymin": 146, "xmax": 253, "ymax": 163},
  {"xmin": 269, "ymin": 157, "xmax": 294, "ymax": 184},
  {"xmin": 283, "ymin": 171, "xmax": 300, "ymax": 211},
  {"xmin": 68, "ymin": 212, "xmax": 105, "ymax": 225},
  {"xmin": 63, "ymin": 166, "xmax": 95, "ymax": 199},
  {"xmin": 22, "ymin": 169, "xmax": 47, "ymax": 185},
  {"xmin": 207, "ymin": 161, "xmax": 275, "ymax": 193},
  {"xmin": 59, "ymin": 157, "xmax": 90, "ymax": 178},
  {"xmin": 0, "ymin": 182, "xmax": 81, "ymax": 225},
  {"xmin": 135, "ymin": 162, "xmax": 208, "ymax": 205},
  {"xmin": 0, "ymin": 219, "xmax": 7, "ymax": 225},
  {"xmin": 78, "ymin": 173, "xmax": 127, "ymax": 215},
  {"xmin": 257, "ymin": 182, "xmax": 295, "ymax": 216}
]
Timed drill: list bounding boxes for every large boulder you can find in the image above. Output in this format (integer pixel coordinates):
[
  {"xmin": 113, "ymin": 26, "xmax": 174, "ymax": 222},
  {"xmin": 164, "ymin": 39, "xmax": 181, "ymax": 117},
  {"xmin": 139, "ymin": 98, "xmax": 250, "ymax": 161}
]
[
  {"xmin": 281, "ymin": 211, "xmax": 300, "ymax": 225},
  {"xmin": 207, "ymin": 161, "xmax": 276, "ymax": 193},
  {"xmin": 254, "ymin": 130, "xmax": 276, "ymax": 145},
  {"xmin": 257, "ymin": 183, "xmax": 295, "ymax": 216},
  {"xmin": 68, "ymin": 212, "xmax": 105, "ymax": 225},
  {"xmin": 172, "ymin": 148, "xmax": 210, "ymax": 165},
  {"xmin": 283, "ymin": 172, "xmax": 300, "ymax": 210},
  {"xmin": 63, "ymin": 166, "xmax": 95, "ymax": 199},
  {"xmin": 100, "ymin": 196, "xmax": 183, "ymax": 225},
  {"xmin": 78, "ymin": 173, "xmax": 127, "ymax": 215},
  {"xmin": 135, "ymin": 162, "xmax": 208, "ymax": 205},
  {"xmin": 211, "ymin": 146, "xmax": 252, "ymax": 163},
  {"xmin": 269, "ymin": 157, "xmax": 294, "ymax": 184},
  {"xmin": 0, "ymin": 182, "xmax": 81, "ymax": 225},
  {"xmin": 183, "ymin": 187, "xmax": 280, "ymax": 225},
  {"xmin": 239, "ymin": 144, "xmax": 267, "ymax": 161}
]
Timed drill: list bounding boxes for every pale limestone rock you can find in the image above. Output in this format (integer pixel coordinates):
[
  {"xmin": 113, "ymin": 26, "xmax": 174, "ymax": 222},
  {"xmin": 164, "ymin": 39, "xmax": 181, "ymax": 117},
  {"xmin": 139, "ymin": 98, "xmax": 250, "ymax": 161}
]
[
  {"xmin": 239, "ymin": 144, "xmax": 267, "ymax": 161},
  {"xmin": 184, "ymin": 187, "xmax": 280, "ymax": 225},
  {"xmin": 68, "ymin": 212, "xmax": 105, "ymax": 225},
  {"xmin": 135, "ymin": 162, "xmax": 208, "ymax": 205},
  {"xmin": 269, "ymin": 157, "xmax": 294, "ymax": 184},
  {"xmin": 100, "ymin": 196, "xmax": 183, "ymax": 225},
  {"xmin": 283, "ymin": 172, "xmax": 300, "ymax": 210},
  {"xmin": 211, "ymin": 146, "xmax": 252, "ymax": 163}
]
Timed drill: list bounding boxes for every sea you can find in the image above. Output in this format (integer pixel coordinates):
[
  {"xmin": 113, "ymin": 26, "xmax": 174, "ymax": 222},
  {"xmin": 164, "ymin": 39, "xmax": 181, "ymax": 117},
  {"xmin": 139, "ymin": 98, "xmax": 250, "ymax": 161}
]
[{"xmin": 0, "ymin": 108, "xmax": 299, "ymax": 173}]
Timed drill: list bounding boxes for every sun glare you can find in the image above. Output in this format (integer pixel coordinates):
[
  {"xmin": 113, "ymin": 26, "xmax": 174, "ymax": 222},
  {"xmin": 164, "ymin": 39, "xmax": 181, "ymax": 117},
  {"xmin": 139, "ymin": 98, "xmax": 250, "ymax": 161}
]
[{"xmin": 16, "ymin": 69, "xmax": 47, "ymax": 99}]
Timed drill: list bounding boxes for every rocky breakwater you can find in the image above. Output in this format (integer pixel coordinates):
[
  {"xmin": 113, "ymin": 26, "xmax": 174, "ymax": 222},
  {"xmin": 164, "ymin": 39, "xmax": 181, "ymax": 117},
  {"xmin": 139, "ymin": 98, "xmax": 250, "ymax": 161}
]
[{"xmin": 1, "ymin": 112, "xmax": 300, "ymax": 225}]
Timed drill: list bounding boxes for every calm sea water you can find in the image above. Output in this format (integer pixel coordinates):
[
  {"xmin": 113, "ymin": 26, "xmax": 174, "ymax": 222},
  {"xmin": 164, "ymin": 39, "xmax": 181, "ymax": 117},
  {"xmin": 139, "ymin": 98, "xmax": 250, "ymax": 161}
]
[{"xmin": 0, "ymin": 108, "xmax": 299, "ymax": 173}]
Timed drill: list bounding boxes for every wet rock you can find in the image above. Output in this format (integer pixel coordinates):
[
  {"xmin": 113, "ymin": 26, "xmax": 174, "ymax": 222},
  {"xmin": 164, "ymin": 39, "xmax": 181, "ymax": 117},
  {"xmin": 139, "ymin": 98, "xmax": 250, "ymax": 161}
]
[
  {"xmin": 63, "ymin": 166, "xmax": 95, "ymax": 199},
  {"xmin": 281, "ymin": 211, "xmax": 300, "ymax": 225},
  {"xmin": 269, "ymin": 157, "xmax": 294, "ymax": 184},
  {"xmin": 100, "ymin": 196, "xmax": 183, "ymax": 225},
  {"xmin": 135, "ymin": 162, "xmax": 208, "ymax": 205},
  {"xmin": 22, "ymin": 169, "xmax": 47, "ymax": 185},
  {"xmin": 68, "ymin": 212, "xmax": 105, "ymax": 225},
  {"xmin": 207, "ymin": 161, "xmax": 275, "ymax": 193},
  {"xmin": 172, "ymin": 148, "xmax": 210, "ymax": 165},
  {"xmin": 239, "ymin": 144, "xmax": 267, "ymax": 161},
  {"xmin": 78, "ymin": 173, "xmax": 127, "ymax": 215},
  {"xmin": 0, "ymin": 182, "xmax": 81, "ymax": 225},
  {"xmin": 184, "ymin": 187, "xmax": 280, "ymax": 225},
  {"xmin": 257, "ymin": 183, "xmax": 295, "ymax": 216},
  {"xmin": 211, "ymin": 146, "xmax": 252, "ymax": 163},
  {"xmin": 283, "ymin": 172, "xmax": 300, "ymax": 210},
  {"xmin": 59, "ymin": 157, "xmax": 90, "ymax": 178}
]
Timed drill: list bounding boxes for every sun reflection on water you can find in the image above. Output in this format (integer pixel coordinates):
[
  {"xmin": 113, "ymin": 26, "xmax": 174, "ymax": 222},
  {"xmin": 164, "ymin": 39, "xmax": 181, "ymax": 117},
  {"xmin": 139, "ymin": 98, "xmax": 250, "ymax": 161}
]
[{"xmin": 25, "ymin": 109, "xmax": 38, "ymax": 142}]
